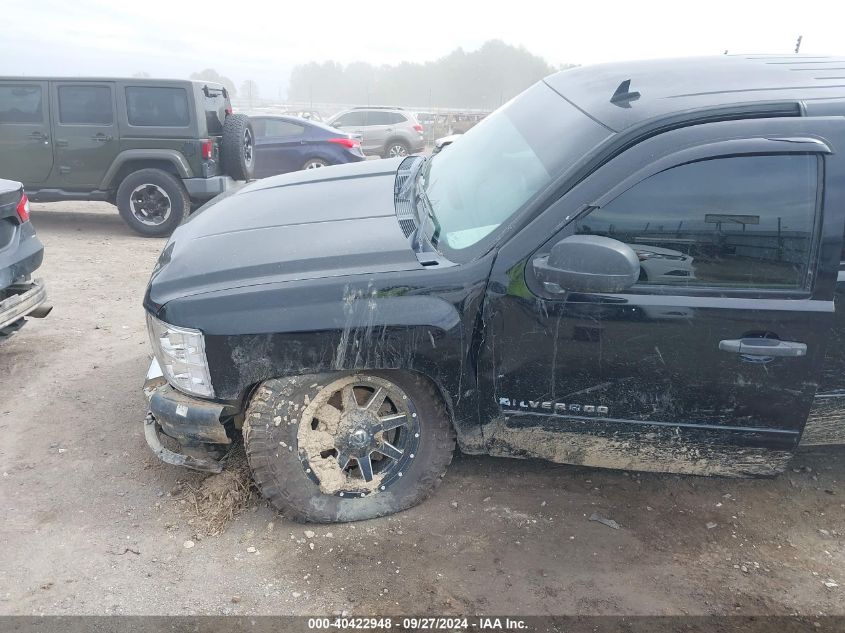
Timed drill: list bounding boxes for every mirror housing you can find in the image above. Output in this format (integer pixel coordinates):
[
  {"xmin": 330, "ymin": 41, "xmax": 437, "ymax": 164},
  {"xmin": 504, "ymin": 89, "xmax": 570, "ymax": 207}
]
[{"xmin": 533, "ymin": 235, "xmax": 640, "ymax": 293}]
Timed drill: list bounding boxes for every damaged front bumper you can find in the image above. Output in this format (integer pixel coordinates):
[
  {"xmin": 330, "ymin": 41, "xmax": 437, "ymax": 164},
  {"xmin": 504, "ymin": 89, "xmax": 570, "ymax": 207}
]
[
  {"xmin": 143, "ymin": 358, "xmax": 239, "ymax": 473},
  {"xmin": 0, "ymin": 278, "xmax": 51, "ymax": 331}
]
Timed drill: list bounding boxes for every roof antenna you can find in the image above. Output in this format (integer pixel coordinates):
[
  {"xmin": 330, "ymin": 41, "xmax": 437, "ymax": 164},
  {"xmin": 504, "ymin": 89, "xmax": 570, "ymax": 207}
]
[
  {"xmin": 610, "ymin": 79, "xmax": 641, "ymax": 108},
  {"xmin": 794, "ymin": 35, "xmax": 803, "ymax": 53}
]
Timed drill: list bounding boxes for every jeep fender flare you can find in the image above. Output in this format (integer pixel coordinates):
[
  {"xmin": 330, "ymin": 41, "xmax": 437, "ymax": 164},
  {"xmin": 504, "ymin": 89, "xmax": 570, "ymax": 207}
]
[{"xmin": 100, "ymin": 150, "xmax": 194, "ymax": 190}]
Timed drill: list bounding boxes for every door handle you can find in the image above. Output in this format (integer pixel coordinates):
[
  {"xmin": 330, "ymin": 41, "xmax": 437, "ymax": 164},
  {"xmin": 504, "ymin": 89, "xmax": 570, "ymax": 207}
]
[
  {"xmin": 29, "ymin": 132, "xmax": 48, "ymax": 141},
  {"xmin": 55, "ymin": 139, "xmax": 68, "ymax": 147},
  {"xmin": 719, "ymin": 338, "xmax": 807, "ymax": 357},
  {"xmin": 92, "ymin": 134, "xmax": 113, "ymax": 142}
]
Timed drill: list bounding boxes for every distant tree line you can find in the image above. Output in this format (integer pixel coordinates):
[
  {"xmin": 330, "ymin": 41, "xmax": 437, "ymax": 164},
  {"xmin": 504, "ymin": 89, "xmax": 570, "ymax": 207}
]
[{"xmin": 287, "ymin": 40, "xmax": 572, "ymax": 110}]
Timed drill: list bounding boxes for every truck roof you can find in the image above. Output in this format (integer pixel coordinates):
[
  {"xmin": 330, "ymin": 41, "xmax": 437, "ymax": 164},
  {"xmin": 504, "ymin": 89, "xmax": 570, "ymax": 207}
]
[{"xmin": 545, "ymin": 55, "xmax": 845, "ymax": 132}]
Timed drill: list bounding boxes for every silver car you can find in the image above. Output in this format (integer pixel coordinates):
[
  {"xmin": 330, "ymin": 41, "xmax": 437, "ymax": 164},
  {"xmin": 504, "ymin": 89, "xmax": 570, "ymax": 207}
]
[{"xmin": 328, "ymin": 107, "xmax": 425, "ymax": 158}]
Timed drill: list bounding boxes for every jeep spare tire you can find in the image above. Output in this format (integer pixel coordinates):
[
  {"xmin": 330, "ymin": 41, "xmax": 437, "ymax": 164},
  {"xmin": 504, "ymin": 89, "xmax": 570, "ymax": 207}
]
[{"xmin": 221, "ymin": 113, "xmax": 255, "ymax": 181}]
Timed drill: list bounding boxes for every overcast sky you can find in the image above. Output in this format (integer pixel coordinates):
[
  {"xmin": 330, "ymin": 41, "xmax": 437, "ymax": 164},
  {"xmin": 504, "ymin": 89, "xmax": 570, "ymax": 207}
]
[{"xmin": 3, "ymin": 0, "xmax": 844, "ymax": 99}]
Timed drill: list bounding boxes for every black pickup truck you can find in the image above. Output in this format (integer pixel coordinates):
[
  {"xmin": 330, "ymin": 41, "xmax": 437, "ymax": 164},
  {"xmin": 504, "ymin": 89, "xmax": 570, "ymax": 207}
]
[
  {"xmin": 143, "ymin": 55, "xmax": 845, "ymax": 523},
  {"xmin": 0, "ymin": 179, "xmax": 49, "ymax": 338}
]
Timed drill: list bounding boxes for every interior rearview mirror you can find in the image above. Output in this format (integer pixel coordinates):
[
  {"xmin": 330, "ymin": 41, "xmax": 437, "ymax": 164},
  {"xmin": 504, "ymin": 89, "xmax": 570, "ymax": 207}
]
[{"xmin": 532, "ymin": 235, "xmax": 640, "ymax": 293}]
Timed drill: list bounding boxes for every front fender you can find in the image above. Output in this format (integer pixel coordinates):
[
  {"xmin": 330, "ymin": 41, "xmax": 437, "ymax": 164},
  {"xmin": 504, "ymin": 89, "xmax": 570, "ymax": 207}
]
[
  {"xmin": 200, "ymin": 292, "xmax": 462, "ymax": 401},
  {"xmin": 151, "ymin": 257, "xmax": 496, "ymax": 452}
]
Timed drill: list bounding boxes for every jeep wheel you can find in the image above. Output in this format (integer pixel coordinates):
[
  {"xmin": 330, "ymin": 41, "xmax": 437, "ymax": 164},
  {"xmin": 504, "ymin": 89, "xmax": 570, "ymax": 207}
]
[
  {"xmin": 244, "ymin": 371, "xmax": 455, "ymax": 523},
  {"xmin": 383, "ymin": 140, "xmax": 410, "ymax": 159},
  {"xmin": 221, "ymin": 114, "xmax": 255, "ymax": 181},
  {"xmin": 116, "ymin": 169, "xmax": 189, "ymax": 237}
]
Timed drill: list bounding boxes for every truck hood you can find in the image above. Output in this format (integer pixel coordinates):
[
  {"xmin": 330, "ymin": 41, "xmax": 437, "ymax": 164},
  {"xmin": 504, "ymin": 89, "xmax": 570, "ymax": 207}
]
[{"xmin": 147, "ymin": 158, "xmax": 418, "ymax": 306}]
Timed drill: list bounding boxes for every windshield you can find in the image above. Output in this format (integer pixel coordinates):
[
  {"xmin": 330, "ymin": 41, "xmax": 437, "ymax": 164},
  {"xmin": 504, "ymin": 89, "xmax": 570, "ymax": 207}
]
[{"xmin": 419, "ymin": 81, "xmax": 611, "ymax": 261}]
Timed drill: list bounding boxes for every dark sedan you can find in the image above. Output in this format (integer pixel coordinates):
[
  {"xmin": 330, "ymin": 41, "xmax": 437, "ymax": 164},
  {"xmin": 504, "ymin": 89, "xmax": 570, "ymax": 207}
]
[
  {"xmin": 0, "ymin": 179, "xmax": 50, "ymax": 338},
  {"xmin": 251, "ymin": 115, "xmax": 365, "ymax": 178}
]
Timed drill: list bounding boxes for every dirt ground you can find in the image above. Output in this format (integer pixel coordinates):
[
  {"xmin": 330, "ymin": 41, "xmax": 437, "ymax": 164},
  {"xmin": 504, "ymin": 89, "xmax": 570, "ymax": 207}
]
[{"xmin": 0, "ymin": 202, "xmax": 843, "ymax": 616}]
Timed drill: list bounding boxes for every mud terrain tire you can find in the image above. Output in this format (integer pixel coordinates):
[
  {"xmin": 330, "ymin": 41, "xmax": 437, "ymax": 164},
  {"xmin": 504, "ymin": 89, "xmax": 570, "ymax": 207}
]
[{"xmin": 243, "ymin": 371, "xmax": 455, "ymax": 523}]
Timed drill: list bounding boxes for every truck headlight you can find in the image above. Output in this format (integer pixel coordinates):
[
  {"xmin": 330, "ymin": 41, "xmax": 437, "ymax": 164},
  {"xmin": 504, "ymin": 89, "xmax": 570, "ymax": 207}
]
[{"xmin": 146, "ymin": 313, "xmax": 214, "ymax": 398}]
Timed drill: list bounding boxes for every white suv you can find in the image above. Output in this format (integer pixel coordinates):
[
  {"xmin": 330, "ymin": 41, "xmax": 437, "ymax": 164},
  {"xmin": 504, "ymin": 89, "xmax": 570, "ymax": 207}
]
[{"xmin": 328, "ymin": 107, "xmax": 425, "ymax": 158}]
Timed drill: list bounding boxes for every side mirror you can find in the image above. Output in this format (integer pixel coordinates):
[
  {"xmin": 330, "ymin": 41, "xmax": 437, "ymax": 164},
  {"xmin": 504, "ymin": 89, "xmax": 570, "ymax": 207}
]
[
  {"xmin": 533, "ymin": 235, "xmax": 639, "ymax": 293},
  {"xmin": 433, "ymin": 134, "xmax": 461, "ymax": 154}
]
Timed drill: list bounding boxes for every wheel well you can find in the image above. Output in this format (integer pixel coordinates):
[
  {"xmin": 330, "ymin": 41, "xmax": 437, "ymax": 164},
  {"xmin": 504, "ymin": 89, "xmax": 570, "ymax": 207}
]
[
  {"xmin": 384, "ymin": 137, "xmax": 410, "ymax": 150},
  {"xmin": 109, "ymin": 160, "xmax": 182, "ymax": 200}
]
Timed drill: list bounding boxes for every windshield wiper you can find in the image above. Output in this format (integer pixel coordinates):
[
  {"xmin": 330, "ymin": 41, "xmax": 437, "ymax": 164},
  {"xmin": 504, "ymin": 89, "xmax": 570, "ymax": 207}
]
[
  {"xmin": 398, "ymin": 155, "xmax": 426, "ymax": 200},
  {"xmin": 415, "ymin": 185, "xmax": 441, "ymax": 248}
]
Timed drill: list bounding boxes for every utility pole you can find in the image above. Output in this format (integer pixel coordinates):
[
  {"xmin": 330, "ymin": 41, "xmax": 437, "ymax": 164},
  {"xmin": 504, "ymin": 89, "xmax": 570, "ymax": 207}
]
[{"xmin": 795, "ymin": 35, "xmax": 803, "ymax": 53}]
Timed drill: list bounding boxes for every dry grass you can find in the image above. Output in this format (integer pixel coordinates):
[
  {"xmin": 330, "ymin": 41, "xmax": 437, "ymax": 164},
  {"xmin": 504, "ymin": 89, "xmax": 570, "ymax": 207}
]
[{"xmin": 179, "ymin": 445, "xmax": 257, "ymax": 537}]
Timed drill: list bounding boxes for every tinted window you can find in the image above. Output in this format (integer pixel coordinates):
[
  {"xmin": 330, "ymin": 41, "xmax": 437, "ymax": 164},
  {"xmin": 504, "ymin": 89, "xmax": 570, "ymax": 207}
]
[
  {"xmin": 333, "ymin": 112, "xmax": 364, "ymax": 127},
  {"xmin": 126, "ymin": 87, "xmax": 190, "ymax": 127},
  {"xmin": 202, "ymin": 89, "xmax": 228, "ymax": 135},
  {"xmin": 0, "ymin": 84, "xmax": 43, "ymax": 123},
  {"xmin": 572, "ymin": 155, "xmax": 819, "ymax": 289},
  {"xmin": 367, "ymin": 111, "xmax": 405, "ymax": 125},
  {"xmin": 58, "ymin": 85, "xmax": 113, "ymax": 125},
  {"xmin": 263, "ymin": 119, "xmax": 306, "ymax": 137}
]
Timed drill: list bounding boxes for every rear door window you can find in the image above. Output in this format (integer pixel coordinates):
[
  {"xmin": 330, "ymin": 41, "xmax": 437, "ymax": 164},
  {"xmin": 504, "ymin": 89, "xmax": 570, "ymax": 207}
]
[
  {"xmin": 264, "ymin": 119, "xmax": 306, "ymax": 137},
  {"xmin": 126, "ymin": 87, "xmax": 190, "ymax": 127},
  {"xmin": 333, "ymin": 112, "xmax": 365, "ymax": 127},
  {"xmin": 0, "ymin": 84, "xmax": 43, "ymax": 123},
  {"xmin": 367, "ymin": 111, "xmax": 405, "ymax": 125},
  {"xmin": 58, "ymin": 85, "xmax": 113, "ymax": 125}
]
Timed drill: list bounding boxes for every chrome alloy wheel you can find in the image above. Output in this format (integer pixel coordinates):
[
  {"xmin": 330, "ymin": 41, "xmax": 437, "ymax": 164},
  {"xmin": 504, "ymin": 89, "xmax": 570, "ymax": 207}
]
[
  {"xmin": 129, "ymin": 184, "xmax": 171, "ymax": 226},
  {"xmin": 296, "ymin": 375, "xmax": 420, "ymax": 497}
]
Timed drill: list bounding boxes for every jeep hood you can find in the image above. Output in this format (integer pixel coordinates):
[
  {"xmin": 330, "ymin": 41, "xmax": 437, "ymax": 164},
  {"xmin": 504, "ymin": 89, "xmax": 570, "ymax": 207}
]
[{"xmin": 146, "ymin": 158, "xmax": 418, "ymax": 306}]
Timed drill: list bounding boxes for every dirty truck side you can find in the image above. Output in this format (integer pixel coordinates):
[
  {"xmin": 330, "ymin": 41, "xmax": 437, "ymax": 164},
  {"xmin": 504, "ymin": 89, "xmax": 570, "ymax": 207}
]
[{"xmin": 144, "ymin": 55, "xmax": 845, "ymax": 522}]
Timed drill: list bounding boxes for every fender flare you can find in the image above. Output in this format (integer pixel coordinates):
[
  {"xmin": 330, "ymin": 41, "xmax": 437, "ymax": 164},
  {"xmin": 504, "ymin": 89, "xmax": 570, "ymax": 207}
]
[{"xmin": 100, "ymin": 150, "xmax": 194, "ymax": 190}]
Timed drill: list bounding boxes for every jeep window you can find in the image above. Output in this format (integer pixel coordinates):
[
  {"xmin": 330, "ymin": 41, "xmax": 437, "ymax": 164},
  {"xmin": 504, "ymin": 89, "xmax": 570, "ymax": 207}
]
[
  {"xmin": 572, "ymin": 154, "xmax": 820, "ymax": 289},
  {"xmin": 420, "ymin": 82, "xmax": 611, "ymax": 260},
  {"xmin": 58, "ymin": 85, "xmax": 113, "ymax": 125},
  {"xmin": 125, "ymin": 87, "xmax": 190, "ymax": 127},
  {"xmin": 202, "ymin": 90, "xmax": 228, "ymax": 135},
  {"xmin": 0, "ymin": 84, "xmax": 43, "ymax": 123}
]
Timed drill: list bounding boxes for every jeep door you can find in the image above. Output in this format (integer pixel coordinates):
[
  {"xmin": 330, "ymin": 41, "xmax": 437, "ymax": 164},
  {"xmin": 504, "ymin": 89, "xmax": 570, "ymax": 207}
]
[
  {"xmin": 49, "ymin": 81, "xmax": 119, "ymax": 188},
  {"xmin": 478, "ymin": 117, "xmax": 845, "ymax": 475},
  {"xmin": 0, "ymin": 81, "xmax": 53, "ymax": 184}
]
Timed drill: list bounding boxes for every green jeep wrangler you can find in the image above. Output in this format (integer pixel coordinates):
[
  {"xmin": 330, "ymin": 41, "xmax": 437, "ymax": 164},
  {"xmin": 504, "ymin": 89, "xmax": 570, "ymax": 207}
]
[{"xmin": 0, "ymin": 77, "xmax": 255, "ymax": 236}]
